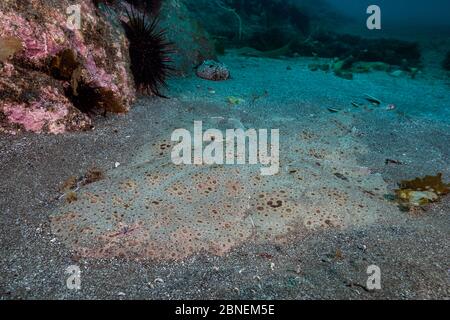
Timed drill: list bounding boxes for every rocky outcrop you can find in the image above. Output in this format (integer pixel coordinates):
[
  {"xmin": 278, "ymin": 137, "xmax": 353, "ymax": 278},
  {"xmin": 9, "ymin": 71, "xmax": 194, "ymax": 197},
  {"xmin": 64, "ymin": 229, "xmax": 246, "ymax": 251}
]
[
  {"xmin": 184, "ymin": 0, "xmax": 336, "ymax": 50},
  {"xmin": 0, "ymin": 0, "xmax": 217, "ymax": 134},
  {"xmin": 159, "ymin": 0, "xmax": 216, "ymax": 75},
  {"xmin": 0, "ymin": 0, "xmax": 135, "ymax": 134}
]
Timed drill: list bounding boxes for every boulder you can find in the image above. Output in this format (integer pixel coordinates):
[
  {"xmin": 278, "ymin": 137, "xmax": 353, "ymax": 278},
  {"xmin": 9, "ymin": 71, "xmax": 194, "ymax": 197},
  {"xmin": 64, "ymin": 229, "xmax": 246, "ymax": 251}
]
[
  {"xmin": 0, "ymin": 0, "xmax": 135, "ymax": 134},
  {"xmin": 159, "ymin": 0, "xmax": 217, "ymax": 75}
]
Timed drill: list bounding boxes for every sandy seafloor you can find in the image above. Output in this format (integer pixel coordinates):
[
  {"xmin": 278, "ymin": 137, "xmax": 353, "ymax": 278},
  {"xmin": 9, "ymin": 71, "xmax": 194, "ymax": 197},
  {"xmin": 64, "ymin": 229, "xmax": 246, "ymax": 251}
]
[{"xmin": 0, "ymin": 52, "xmax": 449, "ymax": 299}]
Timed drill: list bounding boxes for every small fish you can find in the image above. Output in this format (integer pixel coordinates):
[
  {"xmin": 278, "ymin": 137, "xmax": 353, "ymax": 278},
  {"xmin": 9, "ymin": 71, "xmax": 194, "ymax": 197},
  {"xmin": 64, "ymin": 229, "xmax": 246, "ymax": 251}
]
[
  {"xmin": 364, "ymin": 94, "xmax": 382, "ymax": 105},
  {"xmin": 327, "ymin": 107, "xmax": 340, "ymax": 113}
]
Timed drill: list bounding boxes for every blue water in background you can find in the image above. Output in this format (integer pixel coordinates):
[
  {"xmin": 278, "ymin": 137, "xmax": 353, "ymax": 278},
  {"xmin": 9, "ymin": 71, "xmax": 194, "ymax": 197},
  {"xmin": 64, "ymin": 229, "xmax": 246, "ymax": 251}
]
[{"xmin": 325, "ymin": 0, "xmax": 450, "ymax": 26}]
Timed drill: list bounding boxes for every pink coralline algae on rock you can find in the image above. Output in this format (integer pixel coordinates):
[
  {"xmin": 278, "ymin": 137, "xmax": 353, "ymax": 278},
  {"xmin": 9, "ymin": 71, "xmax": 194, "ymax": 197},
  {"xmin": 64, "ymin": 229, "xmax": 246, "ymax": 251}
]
[
  {"xmin": 2, "ymin": 86, "xmax": 90, "ymax": 134},
  {"xmin": 1, "ymin": 62, "xmax": 15, "ymax": 77},
  {"xmin": 196, "ymin": 60, "xmax": 230, "ymax": 81},
  {"xmin": 0, "ymin": 0, "xmax": 135, "ymax": 134}
]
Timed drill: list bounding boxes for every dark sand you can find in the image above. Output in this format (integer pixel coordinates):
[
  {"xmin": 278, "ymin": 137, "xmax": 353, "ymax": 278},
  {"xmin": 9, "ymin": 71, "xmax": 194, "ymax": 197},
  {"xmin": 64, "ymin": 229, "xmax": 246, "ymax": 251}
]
[{"xmin": 1, "ymin": 55, "xmax": 449, "ymax": 299}]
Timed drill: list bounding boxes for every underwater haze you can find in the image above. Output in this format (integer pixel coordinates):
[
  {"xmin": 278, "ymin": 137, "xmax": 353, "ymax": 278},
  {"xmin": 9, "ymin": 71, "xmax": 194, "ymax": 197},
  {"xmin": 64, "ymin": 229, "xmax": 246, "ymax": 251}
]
[
  {"xmin": 326, "ymin": 0, "xmax": 450, "ymax": 26},
  {"xmin": 327, "ymin": 0, "xmax": 450, "ymax": 39}
]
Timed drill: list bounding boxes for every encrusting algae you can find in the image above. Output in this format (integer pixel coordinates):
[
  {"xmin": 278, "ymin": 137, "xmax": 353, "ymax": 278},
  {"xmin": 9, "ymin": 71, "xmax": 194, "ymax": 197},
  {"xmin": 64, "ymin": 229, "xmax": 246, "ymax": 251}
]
[{"xmin": 395, "ymin": 173, "xmax": 450, "ymax": 209}]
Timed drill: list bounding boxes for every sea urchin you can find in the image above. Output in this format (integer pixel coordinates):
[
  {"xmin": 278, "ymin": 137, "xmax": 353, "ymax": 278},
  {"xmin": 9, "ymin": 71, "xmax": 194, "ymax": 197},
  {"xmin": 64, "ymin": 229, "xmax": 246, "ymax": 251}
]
[{"xmin": 122, "ymin": 8, "xmax": 173, "ymax": 97}]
